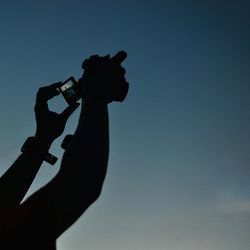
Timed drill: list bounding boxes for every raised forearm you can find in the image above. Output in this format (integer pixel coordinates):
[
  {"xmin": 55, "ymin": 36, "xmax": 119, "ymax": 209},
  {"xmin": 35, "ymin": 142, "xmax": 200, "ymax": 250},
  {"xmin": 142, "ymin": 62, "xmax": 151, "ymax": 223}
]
[
  {"xmin": 42, "ymin": 52, "xmax": 127, "ymax": 236},
  {"xmin": 59, "ymin": 100, "xmax": 109, "ymax": 200},
  {"xmin": 47, "ymin": 100, "xmax": 109, "ymax": 234},
  {"xmin": 0, "ymin": 138, "xmax": 52, "ymax": 211}
]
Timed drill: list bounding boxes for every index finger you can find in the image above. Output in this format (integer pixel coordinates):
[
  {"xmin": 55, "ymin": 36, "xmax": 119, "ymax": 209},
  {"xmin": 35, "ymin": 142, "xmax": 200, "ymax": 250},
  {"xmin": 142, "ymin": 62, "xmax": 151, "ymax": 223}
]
[
  {"xmin": 110, "ymin": 51, "xmax": 127, "ymax": 64},
  {"xmin": 49, "ymin": 81, "xmax": 64, "ymax": 90},
  {"xmin": 36, "ymin": 81, "xmax": 63, "ymax": 102},
  {"xmin": 35, "ymin": 81, "xmax": 64, "ymax": 115}
]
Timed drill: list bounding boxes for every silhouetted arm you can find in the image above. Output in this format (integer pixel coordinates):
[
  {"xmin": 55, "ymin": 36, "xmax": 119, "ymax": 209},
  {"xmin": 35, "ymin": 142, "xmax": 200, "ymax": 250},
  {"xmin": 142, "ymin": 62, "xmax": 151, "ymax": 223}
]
[
  {"xmin": 0, "ymin": 52, "xmax": 127, "ymax": 243},
  {"xmin": 43, "ymin": 53, "xmax": 128, "ymax": 237},
  {"xmin": 0, "ymin": 83, "xmax": 79, "ymax": 215},
  {"xmin": 41, "ymin": 52, "xmax": 128, "ymax": 237},
  {"xmin": 0, "ymin": 98, "xmax": 109, "ymax": 246},
  {"xmin": 47, "ymin": 99, "xmax": 109, "ymax": 236},
  {"xmin": 0, "ymin": 139, "xmax": 51, "ymax": 213}
]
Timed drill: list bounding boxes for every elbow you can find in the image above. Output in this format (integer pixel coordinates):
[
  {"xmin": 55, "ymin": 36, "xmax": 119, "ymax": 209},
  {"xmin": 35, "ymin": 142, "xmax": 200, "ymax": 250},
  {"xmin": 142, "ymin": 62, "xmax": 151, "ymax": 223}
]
[
  {"xmin": 86, "ymin": 184, "xmax": 103, "ymax": 204},
  {"xmin": 91, "ymin": 187, "xmax": 103, "ymax": 204},
  {"xmin": 83, "ymin": 172, "xmax": 106, "ymax": 204}
]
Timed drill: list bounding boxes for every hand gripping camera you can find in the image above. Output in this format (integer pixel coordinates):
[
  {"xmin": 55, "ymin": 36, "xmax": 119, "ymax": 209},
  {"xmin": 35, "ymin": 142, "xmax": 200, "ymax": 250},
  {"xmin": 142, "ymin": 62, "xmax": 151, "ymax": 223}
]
[{"xmin": 58, "ymin": 51, "xmax": 129, "ymax": 106}]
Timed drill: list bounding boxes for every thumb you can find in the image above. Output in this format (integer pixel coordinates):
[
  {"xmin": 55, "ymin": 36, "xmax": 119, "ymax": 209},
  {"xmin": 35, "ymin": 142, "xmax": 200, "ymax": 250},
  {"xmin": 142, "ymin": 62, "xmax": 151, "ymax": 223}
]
[
  {"xmin": 110, "ymin": 51, "xmax": 127, "ymax": 64},
  {"xmin": 61, "ymin": 102, "xmax": 80, "ymax": 121}
]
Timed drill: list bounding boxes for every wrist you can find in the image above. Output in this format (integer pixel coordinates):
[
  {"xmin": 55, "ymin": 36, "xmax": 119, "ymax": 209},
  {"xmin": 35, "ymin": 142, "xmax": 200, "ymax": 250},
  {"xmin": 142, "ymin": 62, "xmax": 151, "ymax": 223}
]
[
  {"xmin": 21, "ymin": 137, "xmax": 57, "ymax": 165},
  {"xmin": 34, "ymin": 134, "xmax": 54, "ymax": 149},
  {"xmin": 24, "ymin": 137, "xmax": 51, "ymax": 153},
  {"xmin": 82, "ymin": 97, "xmax": 108, "ymax": 106}
]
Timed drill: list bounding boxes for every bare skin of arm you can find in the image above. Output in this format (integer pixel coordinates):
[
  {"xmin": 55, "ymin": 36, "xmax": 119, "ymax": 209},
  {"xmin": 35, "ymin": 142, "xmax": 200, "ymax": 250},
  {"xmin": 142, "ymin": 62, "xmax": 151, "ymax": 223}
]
[
  {"xmin": 0, "ymin": 140, "xmax": 51, "ymax": 213},
  {"xmin": 41, "ymin": 53, "xmax": 127, "ymax": 237},
  {"xmin": 0, "ymin": 83, "xmax": 79, "ymax": 214},
  {"xmin": 48, "ymin": 99, "xmax": 109, "ymax": 236},
  {"xmin": 0, "ymin": 52, "xmax": 127, "ymax": 244}
]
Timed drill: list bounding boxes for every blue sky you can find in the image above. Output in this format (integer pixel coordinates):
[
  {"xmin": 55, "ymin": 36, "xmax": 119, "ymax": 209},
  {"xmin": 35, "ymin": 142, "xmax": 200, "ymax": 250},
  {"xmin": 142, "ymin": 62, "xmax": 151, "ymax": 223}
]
[{"xmin": 0, "ymin": 1, "xmax": 250, "ymax": 249}]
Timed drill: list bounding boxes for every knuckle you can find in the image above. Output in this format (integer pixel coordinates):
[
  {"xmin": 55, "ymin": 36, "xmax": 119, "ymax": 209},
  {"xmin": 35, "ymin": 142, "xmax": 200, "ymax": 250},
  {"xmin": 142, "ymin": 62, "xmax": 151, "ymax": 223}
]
[
  {"xmin": 36, "ymin": 87, "xmax": 44, "ymax": 96},
  {"xmin": 89, "ymin": 55, "xmax": 99, "ymax": 60},
  {"xmin": 38, "ymin": 87, "xmax": 44, "ymax": 93},
  {"xmin": 121, "ymin": 67, "xmax": 126, "ymax": 74},
  {"xmin": 34, "ymin": 104, "xmax": 39, "ymax": 112}
]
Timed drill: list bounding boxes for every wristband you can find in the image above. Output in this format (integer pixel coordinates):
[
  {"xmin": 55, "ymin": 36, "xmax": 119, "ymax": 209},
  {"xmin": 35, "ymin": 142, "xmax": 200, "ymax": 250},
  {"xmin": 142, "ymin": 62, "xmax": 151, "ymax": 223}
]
[
  {"xmin": 61, "ymin": 134, "xmax": 74, "ymax": 150},
  {"xmin": 21, "ymin": 137, "xmax": 57, "ymax": 165}
]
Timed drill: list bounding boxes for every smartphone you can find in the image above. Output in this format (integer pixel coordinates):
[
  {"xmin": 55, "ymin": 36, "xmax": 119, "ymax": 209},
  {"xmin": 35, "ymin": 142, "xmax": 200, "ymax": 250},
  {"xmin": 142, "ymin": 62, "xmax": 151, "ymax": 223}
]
[{"xmin": 58, "ymin": 76, "xmax": 81, "ymax": 105}]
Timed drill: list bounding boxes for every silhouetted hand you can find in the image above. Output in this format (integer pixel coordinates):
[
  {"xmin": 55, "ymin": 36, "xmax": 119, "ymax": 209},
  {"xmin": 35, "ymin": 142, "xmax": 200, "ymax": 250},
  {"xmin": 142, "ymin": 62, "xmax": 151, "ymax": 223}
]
[
  {"xmin": 34, "ymin": 82, "xmax": 80, "ymax": 144},
  {"xmin": 80, "ymin": 51, "xmax": 129, "ymax": 103}
]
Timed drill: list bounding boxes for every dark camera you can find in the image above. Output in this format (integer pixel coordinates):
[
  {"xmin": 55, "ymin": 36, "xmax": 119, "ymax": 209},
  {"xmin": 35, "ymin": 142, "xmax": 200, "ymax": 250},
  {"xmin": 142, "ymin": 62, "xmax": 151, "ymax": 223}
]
[
  {"xmin": 57, "ymin": 77, "xmax": 82, "ymax": 105},
  {"xmin": 59, "ymin": 52, "xmax": 129, "ymax": 105}
]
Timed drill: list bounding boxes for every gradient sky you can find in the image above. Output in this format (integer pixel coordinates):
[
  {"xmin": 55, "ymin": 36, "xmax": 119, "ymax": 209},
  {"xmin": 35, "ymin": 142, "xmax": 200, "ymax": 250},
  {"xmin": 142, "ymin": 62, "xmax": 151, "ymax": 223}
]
[{"xmin": 0, "ymin": 1, "xmax": 250, "ymax": 249}]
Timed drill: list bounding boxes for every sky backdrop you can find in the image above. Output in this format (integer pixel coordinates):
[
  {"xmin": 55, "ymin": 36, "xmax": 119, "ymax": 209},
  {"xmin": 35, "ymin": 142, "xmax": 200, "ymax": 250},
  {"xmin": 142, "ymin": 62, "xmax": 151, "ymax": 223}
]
[{"xmin": 0, "ymin": 1, "xmax": 250, "ymax": 249}]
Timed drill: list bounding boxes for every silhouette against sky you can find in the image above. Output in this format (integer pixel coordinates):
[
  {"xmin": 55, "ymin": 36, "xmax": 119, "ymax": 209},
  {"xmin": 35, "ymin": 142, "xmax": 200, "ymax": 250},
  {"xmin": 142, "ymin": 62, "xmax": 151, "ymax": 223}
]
[{"xmin": 0, "ymin": 1, "xmax": 250, "ymax": 249}]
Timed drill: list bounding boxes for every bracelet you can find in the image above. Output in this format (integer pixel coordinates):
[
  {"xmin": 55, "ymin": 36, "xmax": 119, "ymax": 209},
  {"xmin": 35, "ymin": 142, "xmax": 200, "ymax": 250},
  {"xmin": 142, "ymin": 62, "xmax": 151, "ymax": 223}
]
[{"xmin": 21, "ymin": 137, "xmax": 57, "ymax": 165}]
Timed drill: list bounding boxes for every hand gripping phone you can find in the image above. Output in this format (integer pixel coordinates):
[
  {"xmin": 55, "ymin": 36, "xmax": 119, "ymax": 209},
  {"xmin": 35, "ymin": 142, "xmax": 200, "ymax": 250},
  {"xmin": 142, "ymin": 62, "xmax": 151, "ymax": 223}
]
[{"xmin": 57, "ymin": 76, "xmax": 81, "ymax": 105}]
